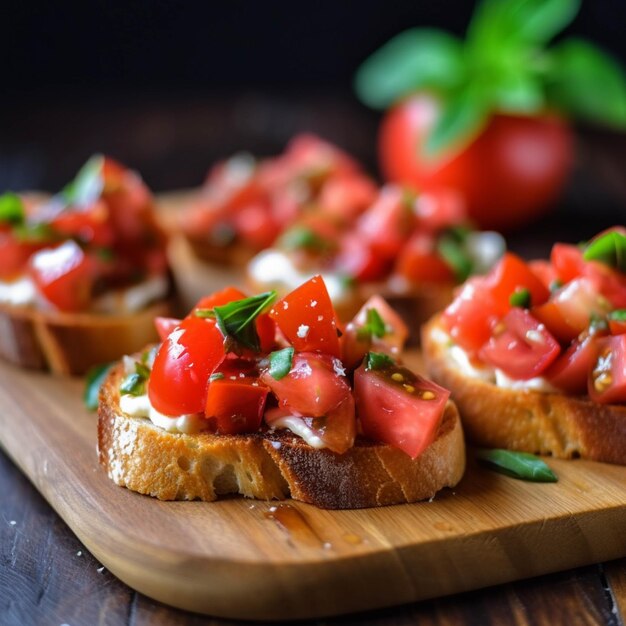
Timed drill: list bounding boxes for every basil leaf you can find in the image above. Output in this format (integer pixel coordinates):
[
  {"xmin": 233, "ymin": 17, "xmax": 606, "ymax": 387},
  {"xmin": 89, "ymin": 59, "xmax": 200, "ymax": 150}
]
[
  {"xmin": 120, "ymin": 372, "xmax": 146, "ymax": 397},
  {"xmin": 437, "ymin": 231, "xmax": 474, "ymax": 282},
  {"xmin": 84, "ymin": 363, "xmax": 114, "ymax": 411},
  {"xmin": 357, "ymin": 308, "xmax": 387, "ymax": 341},
  {"xmin": 280, "ymin": 227, "xmax": 330, "ymax": 253},
  {"xmin": 583, "ymin": 231, "xmax": 626, "ymax": 272},
  {"xmin": 365, "ymin": 351, "xmax": 395, "ymax": 371},
  {"xmin": 609, "ymin": 310, "xmax": 626, "ymax": 322},
  {"xmin": 354, "ymin": 28, "xmax": 465, "ymax": 110},
  {"xmin": 490, "ymin": 72, "xmax": 544, "ymax": 114},
  {"xmin": 62, "ymin": 155, "xmax": 105, "ymax": 206},
  {"xmin": 213, "ymin": 291, "xmax": 277, "ymax": 352},
  {"xmin": 546, "ymin": 39, "xmax": 626, "ymax": 128},
  {"xmin": 424, "ymin": 87, "xmax": 488, "ymax": 158},
  {"xmin": 269, "ymin": 347, "xmax": 295, "ymax": 380},
  {"xmin": 12, "ymin": 222, "xmax": 54, "ymax": 243},
  {"xmin": 476, "ymin": 448, "xmax": 558, "ymax": 482},
  {"xmin": 0, "ymin": 192, "xmax": 25, "ymax": 225},
  {"xmin": 509, "ymin": 288, "xmax": 531, "ymax": 308}
]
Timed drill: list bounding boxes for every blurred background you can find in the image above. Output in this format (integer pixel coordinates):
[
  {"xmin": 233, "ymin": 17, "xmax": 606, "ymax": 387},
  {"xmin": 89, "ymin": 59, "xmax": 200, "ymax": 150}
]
[{"xmin": 2, "ymin": 0, "xmax": 626, "ymax": 246}]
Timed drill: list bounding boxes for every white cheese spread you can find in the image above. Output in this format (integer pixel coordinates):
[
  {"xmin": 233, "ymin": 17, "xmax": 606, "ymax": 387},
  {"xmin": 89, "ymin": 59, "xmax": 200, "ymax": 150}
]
[{"xmin": 119, "ymin": 393, "xmax": 207, "ymax": 434}]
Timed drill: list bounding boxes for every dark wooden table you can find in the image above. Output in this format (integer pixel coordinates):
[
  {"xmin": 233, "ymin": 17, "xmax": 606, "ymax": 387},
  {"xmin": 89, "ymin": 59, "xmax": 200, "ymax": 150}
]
[{"xmin": 2, "ymin": 92, "xmax": 626, "ymax": 625}]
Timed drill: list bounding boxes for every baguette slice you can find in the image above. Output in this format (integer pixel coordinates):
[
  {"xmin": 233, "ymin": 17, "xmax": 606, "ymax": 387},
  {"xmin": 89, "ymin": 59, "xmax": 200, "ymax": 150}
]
[
  {"xmin": 0, "ymin": 300, "xmax": 172, "ymax": 375},
  {"xmin": 422, "ymin": 316, "xmax": 626, "ymax": 465},
  {"xmin": 98, "ymin": 361, "xmax": 466, "ymax": 509}
]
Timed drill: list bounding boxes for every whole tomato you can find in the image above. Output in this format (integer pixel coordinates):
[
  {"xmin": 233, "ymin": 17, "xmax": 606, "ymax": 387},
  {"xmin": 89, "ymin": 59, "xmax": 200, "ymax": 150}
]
[{"xmin": 379, "ymin": 93, "xmax": 573, "ymax": 232}]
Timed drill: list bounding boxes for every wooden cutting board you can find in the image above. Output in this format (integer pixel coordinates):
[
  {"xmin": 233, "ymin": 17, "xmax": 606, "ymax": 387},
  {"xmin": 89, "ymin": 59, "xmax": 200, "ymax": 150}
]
[{"xmin": 1, "ymin": 355, "xmax": 625, "ymax": 621}]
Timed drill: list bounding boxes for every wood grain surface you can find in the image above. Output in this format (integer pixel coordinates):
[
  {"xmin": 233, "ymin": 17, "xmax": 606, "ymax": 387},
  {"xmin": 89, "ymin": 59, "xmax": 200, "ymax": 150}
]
[{"xmin": 0, "ymin": 353, "xmax": 625, "ymax": 621}]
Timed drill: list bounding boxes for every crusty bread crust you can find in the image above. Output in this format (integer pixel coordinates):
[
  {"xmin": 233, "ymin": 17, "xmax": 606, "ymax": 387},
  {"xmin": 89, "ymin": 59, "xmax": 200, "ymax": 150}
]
[
  {"xmin": 422, "ymin": 316, "xmax": 626, "ymax": 465},
  {"xmin": 98, "ymin": 361, "xmax": 465, "ymax": 509},
  {"xmin": 0, "ymin": 300, "xmax": 172, "ymax": 375}
]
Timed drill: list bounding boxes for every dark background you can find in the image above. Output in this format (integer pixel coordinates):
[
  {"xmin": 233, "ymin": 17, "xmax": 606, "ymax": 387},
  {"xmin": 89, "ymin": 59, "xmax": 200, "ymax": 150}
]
[{"xmin": 2, "ymin": 0, "xmax": 626, "ymax": 227}]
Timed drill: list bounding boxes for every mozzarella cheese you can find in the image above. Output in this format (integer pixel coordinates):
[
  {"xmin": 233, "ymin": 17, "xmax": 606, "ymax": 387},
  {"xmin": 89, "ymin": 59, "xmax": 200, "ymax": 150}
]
[{"xmin": 119, "ymin": 393, "xmax": 206, "ymax": 434}]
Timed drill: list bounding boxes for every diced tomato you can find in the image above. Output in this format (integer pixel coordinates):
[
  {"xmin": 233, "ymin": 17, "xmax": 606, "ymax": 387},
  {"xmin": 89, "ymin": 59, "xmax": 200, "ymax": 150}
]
[
  {"xmin": 356, "ymin": 186, "xmax": 415, "ymax": 259},
  {"xmin": 51, "ymin": 201, "xmax": 114, "ymax": 247},
  {"xmin": 583, "ymin": 261, "xmax": 626, "ymax": 309},
  {"xmin": 154, "ymin": 317, "xmax": 182, "ymax": 341},
  {"xmin": 232, "ymin": 202, "xmax": 280, "ymax": 250},
  {"xmin": 609, "ymin": 312, "xmax": 626, "ymax": 335},
  {"xmin": 334, "ymin": 233, "xmax": 389, "ymax": 281},
  {"xmin": 395, "ymin": 232, "xmax": 455, "ymax": 284},
  {"xmin": 318, "ymin": 174, "xmax": 378, "ymax": 221},
  {"xmin": 269, "ymin": 276, "xmax": 341, "ymax": 358},
  {"xmin": 533, "ymin": 278, "xmax": 611, "ymax": 343},
  {"xmin": 204, "ymin": 377, "xmax": 269, "ymax": 435},
  {"xmin": 484, "ymin": 253, "xmax": 550, "ymax": 311},
  {"xmin": 341, "ymin": 295, "xmax": 409, "ymax": 368},
  {"xmin": 479, "ymin": 308, "xmax": 561, "ymax": 379},
  {"xmin": 588, "ymin": 335, "xmax": 626, "ymax": 403},
  {"xmin": 283, "ymin": 134, "xmax": 360, "ymax": 180},
  {"xmin": 528, "ymin": 260, "xmax": 558, "ymax": 290},
  {"xmin": 191, "ymin": 287, "xmax": 247, "ymax": 313},
  {"xmin": 148, "ymin": 317, "xmax": 226, "ymax": 416},
  {"xmin": 260, "ymin": 352, "xmax": 350, "ymax": 417},
  {"xmin": 29, "ymin": 240, "xmax": 97, "ymax": 312},
  {"xmin": 0, "ymin": 233, "xmax": 47, "ymax": 280},
  {"xmin": 413, "ymin": 188, "xmax": 467, "ymax": 233},
  {"xmin": 551, "ymin": 243, "xmax": 585, "ymax": 283},
  {"xmin": 547, "ymin": 330, "xmax": 604, "ymax": 394},
  {"xmin": 353, "ymin": 361, "xmax": 449, "ymax": 459}
]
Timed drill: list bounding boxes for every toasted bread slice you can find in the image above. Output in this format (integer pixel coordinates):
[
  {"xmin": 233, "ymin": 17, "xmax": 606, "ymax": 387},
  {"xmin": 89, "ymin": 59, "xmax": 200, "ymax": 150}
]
[
  {"xmin": 98, "ymin": 361, "xmax": 466, "ymax": 509},
  {"xmin": 0, "ymin": 300, "xmax": 172, "ymax": 375},
  {"xmin": 422, "ymin": 316, "xmax": 626, "ymax": 465}
]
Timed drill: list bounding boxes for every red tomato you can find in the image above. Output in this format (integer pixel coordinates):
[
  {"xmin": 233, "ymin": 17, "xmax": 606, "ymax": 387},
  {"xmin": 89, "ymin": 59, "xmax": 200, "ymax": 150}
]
[
  {"xmin": 528, "ymin": 260, "xmax": 558, "ymax": 290},
  {"xmin": 609, "ymin": 315, "xmax": 626, "ymax": 335},
  {"xmin": 379, "ymin": 93, "xmax": 572, "ymax": 232},
  {"xmin": 583, "ymin": 261, "xmax": 626, "ymax": 309},
  {"xmin": 29, "ymin": 241, "xmax": 97, "ymax": 311},
  {"xmin": 283, "ymin": 134, "xmax": 360, "ymax": 180},
  {"xmin": 356, "ymin": 185, "xmax": 415, "ymax": 259},
  {"xmin": 154, "ymin": 317, "xmax": 182, "ymax": 341},
  {"xmin": 479, "ymin": 308, "xmax": 561, "ymax": 379},
  {"xmin": 148, "ymin": 317, "xmax": 226, "ymax": 416},
  {"xmin": 395, "ymin": 232, "xmax": 455, "ymax": 284},
  {"xmin": 232, "ymin": 202, "xmax": 280, "ymax": 250},
  {"xmin": 353, "ymin": 361, "xmax": 449, "ymax": 458},
  {"xmin": 547, "ymin": 331, "xmax": 604, "ymax": 394},
  {"xmin": 334, "ymin": 232, "xmax": 389, "ymax": 281},
  {"xmin": 191, "ymin": 287, "xmax": 247, "ymax": 313},
  {"xmin": 260, "ymin": 352, "xmax": 350, "ymax": 417},
  {"xmin": 204, "ymin": 377, "xmax": 269, "ymax": 435},
  {"xmin": 269, "ymin": 276, "xmax": 341, "ymax": 358},
  {"xmin": 318, "ymin": 174, "xmax": 378, "ymax": 221},
  {"xmin": 551, "ymin": 244, "xmax": 584, "ymax": 283},
  {"xmin": 51, "ymin": 201, "xmax": 114, "ymax": 248},
  {"xmin": 413, "ymin": 188, "xmax": 467, "ymax": 233},
  {"xmin": 0, "ymin": 233, "xmax": 47, "ymax": 280},
  {"xmin": 588, "ymin": 335, "xmax": 626, "ymax": 403},
  {"xmin": 341, "ymin": 295, "xmax": 409, "ymax": 368}
]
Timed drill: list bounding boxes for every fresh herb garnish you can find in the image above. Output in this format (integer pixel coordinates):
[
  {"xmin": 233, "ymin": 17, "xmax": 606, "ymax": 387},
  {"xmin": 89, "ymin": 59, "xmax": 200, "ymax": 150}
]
[
  {"xmin": 357, "ymin": 307, "xmax": 387, "ymax": 341},
  {"xmin": 437, "ymin": 230, "xmax": 473, "ymax": 282},
  {"xmin": 120, "ymin": 361, "xmax": 151, "ymax": 397},
  {"xmin": 12, "ymin": 222, "xmax": 54, "ymax": 243},
  {"xmin": 280, "ymin": 227, "xmax": 331, "ymax": 253},
  {"xmin": 589, "ymin": 312, "xmax": 609, "ymax": 333},
  {"xmin": 476, "ymin": 448, "xmax": 558, "ymax": 482},
  {"xmin": 83, "ymin": 363, "xmax": 114, "ymax": 411},
  {"xmin": 355, "ymin": 0, "xmax": 626, "ymax": 158},
  {"xmin": 196, "ymin": 291, "xmax": 277, "ymax": 352},
  {"xmin": 62, "ymin": 155, "xmax": 105, "ymax": 207},
  {"xmin": 609, "ymin": 309, "xmax": 626, "ymax": 322},
  {"xmin": 269, "ymin": 347, "xmax": 295, "ymax": 380},
  {"xmin": 0, "ymin": 192, "xmax": 25, "ymax": 225},
  {"xmin": 509, "ymin": 287, "xmax": 531, "ymax": 309},
  {"xmin": 209, "ymin": 372, "xmax": 225, "ymax": 382},
  {"xmin": 365, "ymin": 351, "xmax": 396, "ymax": 371},
  {"xmin": 583, "ymin": 231, "xmax": 626, "ymax": 273}
]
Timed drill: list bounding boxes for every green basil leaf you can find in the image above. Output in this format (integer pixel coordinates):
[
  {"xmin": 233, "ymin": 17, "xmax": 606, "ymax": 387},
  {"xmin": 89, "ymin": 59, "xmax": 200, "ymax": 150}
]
[
  {"xmin": 437, "ymin": 231, "xmax": 474, "ymax": 282},
  {"xmin": 120, "ymin": 372, "xmax": 146, "ymax": 397},
  {"xmin": 84, "ymin": 363, "xmax": 114, "ymax": 411},
  {"xmin": 0, "ymin": 192, "xmax": 25, "ymax": 225},
  {"xmin": 135, "ymin": 361, "xmax": 151, "ymax": 379},
  {"xmin": 12, "ymin": 222, "xmax": 54, "ymax": 243},
  {"xmin": 365, "ymin": 351, "xmax": 395, "ymax": 371},
  {"xmin": 609, "ymin": 310, "xmax": 626, "ymax": 322},
  {"xmin": 62, "ymin": 154, "xmax": 105, "ymax": 206},
  {"xmin": 490, "ymin": 72, "xmax": 545, "ymax": 114},
  {"xmin": 476, "ymin": 448, "xmax": 558, "ymax": 482},
  {"xmin": 280, "ymin": 227, "xmax": 330, "ymax": 253},
  {"xmin": 424, "ymin": 87, "xmax": 489, "ymax": 158},
  {"xmin": 546, "ymin": 39, "xmax": 626, "ymax": 128},
  {"xmin": 213, "ymin": 291, "xmax": 277, "ymax": 352},
  {"xmin": 269, "ymin": 347, "xmax": 295, "ymax": 380},
  {"xmin": 354, "ymin": 28, "xmax": 465, "ymax": 110},
  {"xmin": 357, "ymin": 308, "xmax": 387, "ymax": 341},
  {"xmin": 509, "ymin": 287, "xmax": 531, "ymax": 308},
  {"xmin": 583, "ymin": 230, "xmax": 626, "ymax": 272}
]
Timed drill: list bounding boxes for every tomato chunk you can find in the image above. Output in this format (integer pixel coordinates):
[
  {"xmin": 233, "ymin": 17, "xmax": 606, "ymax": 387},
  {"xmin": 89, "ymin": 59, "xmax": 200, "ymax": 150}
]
[
  {"xmin": 479, "ymin": 308, "xmax": 561, "ymax": 380},
  {"xmin": 269, "ymin": 276, "xmax": 340, "ymax": 357},
  {"xmin": 547, "ymin": 331, "xmax": 604, "ymax": 394},
  {"xmin": 354, "ymin": 361, "xmax": 449, "ymax": 459},
  {"xmin": 551, "ymin": 243, "xmax": 584, "ymax": 283},
  {"xmin": 154, "ymin": 317, "xmax": 182, "ymax": 341},
  {"xmin": 29, "ymin": 240, "xmax": 97, "ymax": 312},
  {"xmin": 395, "ymin": 233, "xmax": 455, "ymax": 284},
  {"xmin": 148, "ymin": 317, "xmax": 226, "ymax": 415},
  {"xmin": 261, "ymin": 352, "xmax": 350, "ymax": 417},
  {"xmin": 588, "ymin": 335, "xmax": 626, "ymax": 404},
  {"xmin": 205, "ymin": 377, "xmax": 269, "ymax": 435}
]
